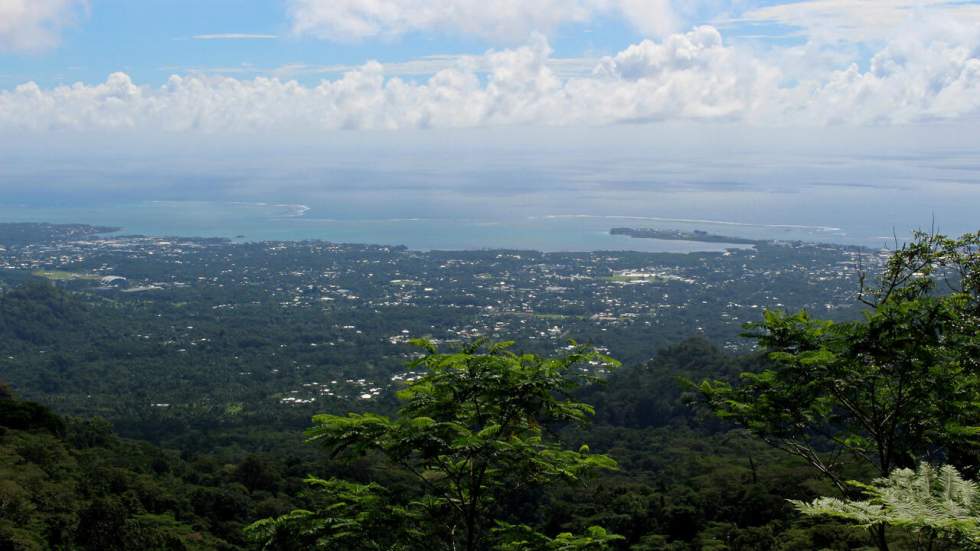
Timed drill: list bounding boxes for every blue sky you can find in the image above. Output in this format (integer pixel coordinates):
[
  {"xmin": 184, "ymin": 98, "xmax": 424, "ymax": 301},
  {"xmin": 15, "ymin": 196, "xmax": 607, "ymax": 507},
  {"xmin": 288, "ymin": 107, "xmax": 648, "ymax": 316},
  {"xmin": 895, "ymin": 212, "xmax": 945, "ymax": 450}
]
[
  {"xmin": 2, "ymin": 1, "xmax": 980, "ymax": 132},
  {"xmin": 0, "ymin": 0, "xmax": 909, "ymax": 87},
  {"xmin": 1, "ymin": 0, "xmax": 645, "ymax": 87},
  {"xmin": 0, "ymin": 0, "xmax": 720, "ymax": 88}
]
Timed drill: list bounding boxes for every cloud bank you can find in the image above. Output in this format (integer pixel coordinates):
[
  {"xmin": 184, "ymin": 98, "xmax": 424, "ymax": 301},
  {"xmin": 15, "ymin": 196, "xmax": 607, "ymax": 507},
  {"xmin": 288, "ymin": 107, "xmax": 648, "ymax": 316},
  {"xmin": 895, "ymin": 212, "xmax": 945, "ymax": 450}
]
[
  {"xmin": 0, "ymin": 0, "xmax": 87, "ymax": 52},
  {"xmin": 2, "ymin": 25, "xmax": 979, "ymax": 133}
]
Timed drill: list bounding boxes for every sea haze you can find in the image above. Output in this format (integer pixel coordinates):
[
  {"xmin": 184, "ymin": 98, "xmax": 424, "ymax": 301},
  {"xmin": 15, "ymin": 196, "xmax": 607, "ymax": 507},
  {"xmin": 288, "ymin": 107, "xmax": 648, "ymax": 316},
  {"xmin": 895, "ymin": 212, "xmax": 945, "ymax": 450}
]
[{"xmin": 1, "ymin": 125, "xmax": 978, "ymax": 251}]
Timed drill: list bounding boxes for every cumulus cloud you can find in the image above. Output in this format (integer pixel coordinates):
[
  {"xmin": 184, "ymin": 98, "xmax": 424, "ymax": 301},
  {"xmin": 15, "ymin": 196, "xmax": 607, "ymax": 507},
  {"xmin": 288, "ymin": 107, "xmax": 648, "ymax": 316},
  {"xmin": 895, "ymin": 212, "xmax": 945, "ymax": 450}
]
[
  {"xmin": 286, "ymin": 0, "xmax": 679, "ymax": 41},
  {"xmin": 791, "ymin": 28, "xmax": 980, "ymax": 124},
  {"xmin": 2, "ymin": 25, "xmax": 979, "ymax": 133},
  {"xmin": 0, "ymin": 0, "xmax": 87, "ymax": 52},
  {"xmin": 578, "ymin": 26, "xmax": 780, "ymax": 122}
]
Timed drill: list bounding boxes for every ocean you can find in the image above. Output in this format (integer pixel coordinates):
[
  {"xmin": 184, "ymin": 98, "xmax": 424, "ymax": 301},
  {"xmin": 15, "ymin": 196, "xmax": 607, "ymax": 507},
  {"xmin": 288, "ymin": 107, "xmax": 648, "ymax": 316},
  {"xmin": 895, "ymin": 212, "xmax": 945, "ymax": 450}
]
[
  {"xmin": 3, "ymin": 128, "xmax": 979, "ymax": 252},
  {"xmin": 0, "ymin": 197, "xmax": 960, "ymax": 252}
]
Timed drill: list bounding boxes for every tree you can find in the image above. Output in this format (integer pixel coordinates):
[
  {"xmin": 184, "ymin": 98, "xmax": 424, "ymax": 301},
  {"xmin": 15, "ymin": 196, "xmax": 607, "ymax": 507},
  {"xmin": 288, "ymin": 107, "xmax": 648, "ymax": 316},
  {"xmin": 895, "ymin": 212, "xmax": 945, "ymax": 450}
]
[
  {"xmin": 493, "ymin": 523, "xmax": 623, "ymax": 550},
  {"xmin": 244, "ymin": 478, "xmax": 424, "ymax": 550},
  {"xmin": 699, "ymin": 230, "xmax": 980, "ymax": 549},
  {"xmin": 246, "ymin": 340, "xmax": 621, "ymax": 550},
  {"xmin": 792, "ymin": 463, "xmax": 980, "ymax": 550}
]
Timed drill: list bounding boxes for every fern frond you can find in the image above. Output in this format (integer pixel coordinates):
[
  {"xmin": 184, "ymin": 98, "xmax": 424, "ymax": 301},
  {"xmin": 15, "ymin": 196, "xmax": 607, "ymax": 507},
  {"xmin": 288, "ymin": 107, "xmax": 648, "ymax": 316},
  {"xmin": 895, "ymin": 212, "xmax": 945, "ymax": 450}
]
[{"xmin": 793, "ymin": 463, "xmax": 980, "ymax": 548}]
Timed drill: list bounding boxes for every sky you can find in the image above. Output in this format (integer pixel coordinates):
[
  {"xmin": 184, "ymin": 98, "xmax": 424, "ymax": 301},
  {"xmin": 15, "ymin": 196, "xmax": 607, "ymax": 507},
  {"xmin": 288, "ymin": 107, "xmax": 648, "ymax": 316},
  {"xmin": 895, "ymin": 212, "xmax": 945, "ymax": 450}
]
[
  {"xmin": 2, "ymin": 0, "xmax": 980, "ymax": 133},
  {"xmin": 1, "ymin": 0, "xmax": 980, "ymax": 244}
]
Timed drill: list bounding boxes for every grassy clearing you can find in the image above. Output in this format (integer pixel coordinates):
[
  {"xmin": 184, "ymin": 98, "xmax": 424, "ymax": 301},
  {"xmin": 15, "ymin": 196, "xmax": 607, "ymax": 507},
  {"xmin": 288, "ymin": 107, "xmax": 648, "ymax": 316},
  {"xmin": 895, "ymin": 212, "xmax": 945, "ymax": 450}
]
[{"xmin": 32, "ymin": 270, "xmax": 102, "ymax": 281}]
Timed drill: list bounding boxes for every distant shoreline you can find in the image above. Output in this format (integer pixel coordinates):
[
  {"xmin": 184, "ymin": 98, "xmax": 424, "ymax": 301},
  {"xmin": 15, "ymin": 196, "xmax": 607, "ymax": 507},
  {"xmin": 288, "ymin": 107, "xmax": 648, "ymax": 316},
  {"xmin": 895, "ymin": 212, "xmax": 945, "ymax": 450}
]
[
  {"xmin": 1, "ymin": 221, "xmax": 877, "ymax": 256},
  {"xmin": 610, "ymin": 227, "xmax": 764, "ymax": 246}
]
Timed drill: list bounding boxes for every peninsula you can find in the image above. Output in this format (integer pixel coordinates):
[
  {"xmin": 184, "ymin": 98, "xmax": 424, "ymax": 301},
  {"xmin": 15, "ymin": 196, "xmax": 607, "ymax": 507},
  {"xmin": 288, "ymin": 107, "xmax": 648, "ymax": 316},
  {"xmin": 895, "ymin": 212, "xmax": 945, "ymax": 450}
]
[{"xmin": 610, "ymin": 227, "xmax": 764, "ymax": 245}]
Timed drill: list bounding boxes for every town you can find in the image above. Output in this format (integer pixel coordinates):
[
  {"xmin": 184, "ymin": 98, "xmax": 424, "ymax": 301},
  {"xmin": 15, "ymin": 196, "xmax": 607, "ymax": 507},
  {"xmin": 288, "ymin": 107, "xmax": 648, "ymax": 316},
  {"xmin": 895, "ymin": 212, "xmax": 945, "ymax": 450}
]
[{"xmin": 0, "ymin": 223, "xmax": 883, "ymax": 440}]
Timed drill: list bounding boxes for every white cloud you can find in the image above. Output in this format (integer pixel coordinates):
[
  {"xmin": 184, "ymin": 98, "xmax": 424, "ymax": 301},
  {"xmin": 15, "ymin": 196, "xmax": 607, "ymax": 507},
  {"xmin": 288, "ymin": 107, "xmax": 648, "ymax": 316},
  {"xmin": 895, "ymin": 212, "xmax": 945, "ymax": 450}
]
[
  {"xmin": 0, "ymin": 0, "xmax": 87, "ymax": 52},
  {"xmin": 287, "ymin": 0, "xmax": 980, "ymax": 46},
  {"xmin": 790, "ymin": 27, "xmax": 980, "ymax": 124},
  {"xmin": 728, "ymin": 0, "xmax": 980, "ymax": 44},
  {"xmin": 286, "ymin": 0, "xmax": 680, "ymax": 41},
  {"xmin": 2, "ymin": 25, "xmax": 979, "ymax": 132},
  {"xmin": 581, "ymin": 26, "xmax": 780, "ymax": 122}
]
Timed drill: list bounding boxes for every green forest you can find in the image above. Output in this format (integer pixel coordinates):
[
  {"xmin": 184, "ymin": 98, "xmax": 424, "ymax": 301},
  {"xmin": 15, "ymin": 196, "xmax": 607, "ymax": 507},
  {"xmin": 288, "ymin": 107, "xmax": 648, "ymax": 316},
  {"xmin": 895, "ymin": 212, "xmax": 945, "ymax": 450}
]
[{"xmin": 1, "ymin": 228, "xmax": 979, "ymax": 550}]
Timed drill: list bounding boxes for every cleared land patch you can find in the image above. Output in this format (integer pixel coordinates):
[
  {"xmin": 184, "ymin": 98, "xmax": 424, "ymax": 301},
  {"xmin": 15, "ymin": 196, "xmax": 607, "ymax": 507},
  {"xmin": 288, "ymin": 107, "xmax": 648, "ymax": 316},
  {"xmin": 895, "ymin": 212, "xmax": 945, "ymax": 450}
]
[{"xmin": 32, "ymin": 270, "xmax": 102, "ymax": 281}]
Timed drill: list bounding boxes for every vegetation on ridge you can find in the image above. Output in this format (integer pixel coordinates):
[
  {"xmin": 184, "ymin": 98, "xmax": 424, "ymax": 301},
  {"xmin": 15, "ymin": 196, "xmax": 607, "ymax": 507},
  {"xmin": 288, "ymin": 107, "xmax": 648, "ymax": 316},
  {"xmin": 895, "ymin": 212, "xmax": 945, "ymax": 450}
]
[{"xmin": 1, "ymin": 225, "xmax": 979, "ymax": 549}]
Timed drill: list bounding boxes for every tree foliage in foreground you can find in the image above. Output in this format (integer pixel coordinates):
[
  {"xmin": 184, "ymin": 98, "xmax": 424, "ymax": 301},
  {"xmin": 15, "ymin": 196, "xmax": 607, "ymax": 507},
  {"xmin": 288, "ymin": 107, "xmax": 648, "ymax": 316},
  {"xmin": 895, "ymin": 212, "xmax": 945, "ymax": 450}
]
[
  {"xmin": 793, "ymin": 463, "xmax": 980, "ymax": 550},
  {"xmin": 699, "ymin": 230, "xmax": 980, "ymax": 551},
  {"xmin": 247, "ymin": 340, "xmax": 621, "ymax": 551},
  {"xmin": 700, "ymin": 230, "xmax": 980, "ymax": 492}
]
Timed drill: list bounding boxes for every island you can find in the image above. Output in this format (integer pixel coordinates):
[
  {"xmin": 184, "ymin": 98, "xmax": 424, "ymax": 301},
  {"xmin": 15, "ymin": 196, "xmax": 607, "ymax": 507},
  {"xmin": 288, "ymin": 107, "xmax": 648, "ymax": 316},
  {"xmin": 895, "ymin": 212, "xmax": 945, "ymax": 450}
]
[{"xmin": 610, "ymin": 227, "xmax": 764, "ymax": 245}]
